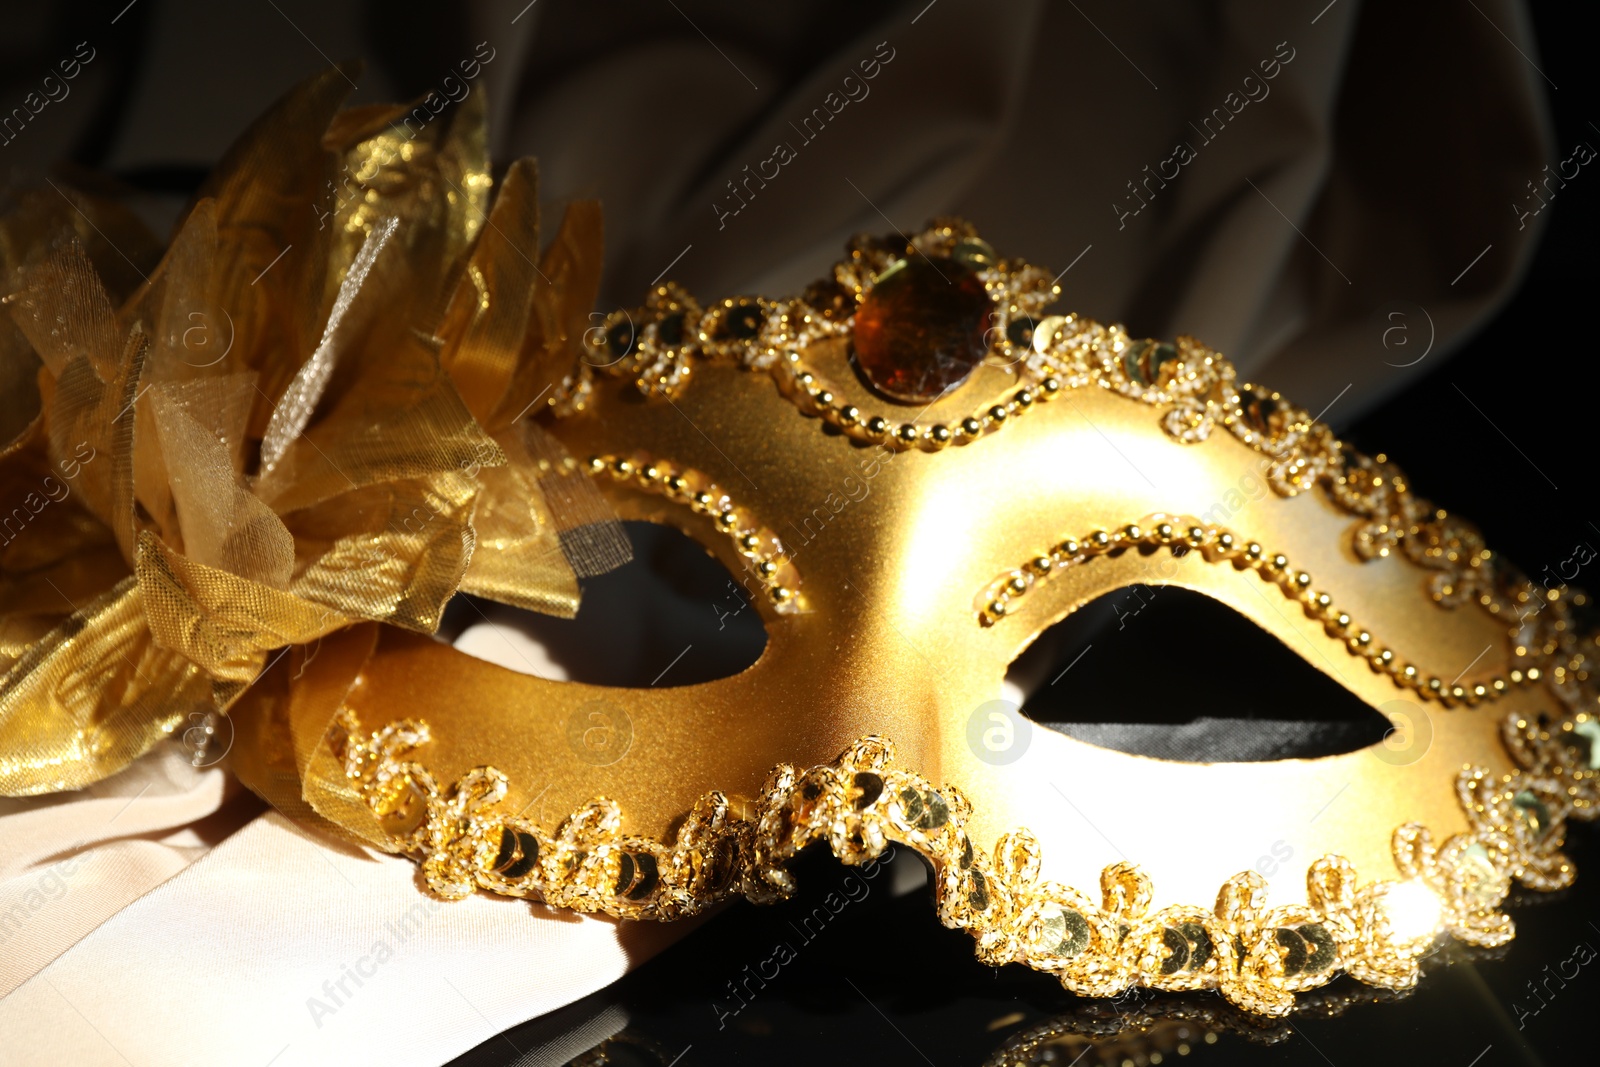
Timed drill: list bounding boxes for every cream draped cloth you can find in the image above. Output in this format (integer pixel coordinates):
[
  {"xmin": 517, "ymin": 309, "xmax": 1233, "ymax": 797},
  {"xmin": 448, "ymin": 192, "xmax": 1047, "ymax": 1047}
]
[
  {"xmin": 0, "ymin": 747, "xmax": 243, "ymax": 998},
  {"xmin": 0, "ymin": 0, "xmax": 1551, "ymax": 1063},
  {"xmin": 0, "ymin": 804, "xmax": 682, "ymax": 1067}
]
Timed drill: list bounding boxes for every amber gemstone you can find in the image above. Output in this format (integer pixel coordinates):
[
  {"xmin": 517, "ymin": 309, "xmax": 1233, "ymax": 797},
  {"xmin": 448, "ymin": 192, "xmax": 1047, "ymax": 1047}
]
[{"xmin": 852, "ymin": 257, "xmax": 994, "ymax": 403}]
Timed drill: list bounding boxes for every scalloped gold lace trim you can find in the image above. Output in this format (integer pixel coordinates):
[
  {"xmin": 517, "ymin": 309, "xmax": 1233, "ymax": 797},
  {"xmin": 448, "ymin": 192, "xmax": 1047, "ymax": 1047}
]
[{"xmin": 338, "ymin": 701, "xmax": 1598, "ymax": 1017}]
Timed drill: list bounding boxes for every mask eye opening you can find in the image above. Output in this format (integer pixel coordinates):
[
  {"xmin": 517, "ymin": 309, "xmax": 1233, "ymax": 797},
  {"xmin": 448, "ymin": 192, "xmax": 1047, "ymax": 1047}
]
[
  {"xmin": 1004, "ymin": 585, "xmax": 1398, "ymax": 763},
  {"xmin": 440, "ymin": 520, "xmax": 768, "ymax": 687}
]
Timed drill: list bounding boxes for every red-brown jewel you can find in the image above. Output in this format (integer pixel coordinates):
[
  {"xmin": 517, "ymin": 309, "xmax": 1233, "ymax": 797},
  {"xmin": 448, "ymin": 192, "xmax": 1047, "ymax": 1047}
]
[{"xmin": 851, "ymin": 257, "xmax": 994, "ymax": 403}]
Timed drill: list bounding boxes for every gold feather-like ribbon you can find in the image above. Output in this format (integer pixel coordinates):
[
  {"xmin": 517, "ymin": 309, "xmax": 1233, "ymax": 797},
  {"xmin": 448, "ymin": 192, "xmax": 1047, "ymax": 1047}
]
[{"xmin": 0, "ymin": 67, "xmax": 622, "ymax": 827}]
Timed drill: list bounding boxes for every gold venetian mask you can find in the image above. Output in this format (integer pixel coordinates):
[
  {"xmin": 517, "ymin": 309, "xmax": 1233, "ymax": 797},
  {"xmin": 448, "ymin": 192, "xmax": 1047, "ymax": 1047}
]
[{"xmin": 2, "ymin": 71, "xmax": 1595, "ymax": 1019}]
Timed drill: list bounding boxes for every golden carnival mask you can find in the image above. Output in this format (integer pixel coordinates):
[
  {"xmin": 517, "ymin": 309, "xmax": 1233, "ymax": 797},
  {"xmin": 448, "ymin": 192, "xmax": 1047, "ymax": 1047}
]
[{"xmin": 2, "ymin": 71, "xmax": 1596, "ymax": 1019}]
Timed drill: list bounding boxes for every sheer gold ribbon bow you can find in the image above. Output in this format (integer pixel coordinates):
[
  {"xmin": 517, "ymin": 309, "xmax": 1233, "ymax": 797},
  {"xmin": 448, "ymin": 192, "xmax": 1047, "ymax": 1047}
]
[{"xmin": 0, "ymin": 67, "xmax": 621, "ymax": 814}]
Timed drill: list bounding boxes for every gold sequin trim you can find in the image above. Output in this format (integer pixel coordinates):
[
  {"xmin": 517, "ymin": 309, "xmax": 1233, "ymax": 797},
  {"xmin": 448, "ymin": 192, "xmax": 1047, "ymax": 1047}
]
[{"xmin": 340, "ymin": 691, "xmax": 1598, "ymax": 1017}]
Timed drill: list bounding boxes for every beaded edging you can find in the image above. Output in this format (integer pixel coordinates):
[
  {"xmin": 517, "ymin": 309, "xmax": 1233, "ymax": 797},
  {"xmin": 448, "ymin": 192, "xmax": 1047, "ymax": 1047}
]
[
  {"xmin": 556, "ymin": 220, "xmax": 1594, "ymax": 709},
  {"xmin": 582, "ymin": 452, "xmax": 802, "ymax": 613},
  {"xmin": 340, "ymin": 695, "xmax": 1599, "ymax": 1017},
  {"xmin": 386, "ymin": 219, "xmax": 1600, "ymax": 1016},
  {"xmin": 979, "ymin": 515, "xmax": 1552, "ymax": 707}
]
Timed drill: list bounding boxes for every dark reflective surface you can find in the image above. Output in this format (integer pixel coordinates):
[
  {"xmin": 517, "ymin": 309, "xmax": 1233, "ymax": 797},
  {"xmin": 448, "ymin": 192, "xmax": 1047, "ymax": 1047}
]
[{"xmin": 450, "ymin": 834, "xmax": 1597, "ymax": 1066}]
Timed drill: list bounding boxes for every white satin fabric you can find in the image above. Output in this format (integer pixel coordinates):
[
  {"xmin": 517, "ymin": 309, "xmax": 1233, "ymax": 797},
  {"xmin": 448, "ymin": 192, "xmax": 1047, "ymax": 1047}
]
[
  {"xmin": 0, "ymin": 747, "xmax": 245, "ymax": 998},
  {"xmin": 0, "ymin": 810, "xmax": 682, "ymax": 1067},
  {"xmin": 0, "ymin": 0, "xmax": 1552, "ymax": 1063}
]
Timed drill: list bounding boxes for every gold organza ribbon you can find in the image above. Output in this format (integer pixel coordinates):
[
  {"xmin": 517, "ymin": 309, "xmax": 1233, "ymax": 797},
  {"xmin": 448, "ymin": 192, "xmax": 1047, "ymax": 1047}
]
[{"xmin": 0, "ymin": 68, "xmax": 623, "ymax": 830}]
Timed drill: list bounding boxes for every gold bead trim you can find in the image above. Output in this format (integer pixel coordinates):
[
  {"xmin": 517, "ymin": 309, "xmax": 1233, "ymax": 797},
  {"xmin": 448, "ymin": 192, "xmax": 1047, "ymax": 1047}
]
[
  {"xmin": 340, "ymin": 688, "xmax": 1597, "ymax": 1018},
  {"xmin": 551, "ymin": 220, "xmax": 1585, "ymax": 681},
  {"xmin": 584, "ymin": 451, "xmax": 802, "ymax": 613},
  {"xmin": 558, "ymin": 219, "xmax": 1063, "ymax": 453},
  {"xmin": 770, "ymin": 351, "xmax": 1062, "ymax": 452},
  {"xmin": 978, "ymin": 514, "xmax": 1536, "ymax": 707}
]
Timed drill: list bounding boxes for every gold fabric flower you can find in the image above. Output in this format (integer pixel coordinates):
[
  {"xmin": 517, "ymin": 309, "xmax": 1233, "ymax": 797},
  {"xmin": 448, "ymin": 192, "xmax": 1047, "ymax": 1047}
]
[{"xmin": 0, "ymin": 67, "xmax": 618, "ymax": 800}]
